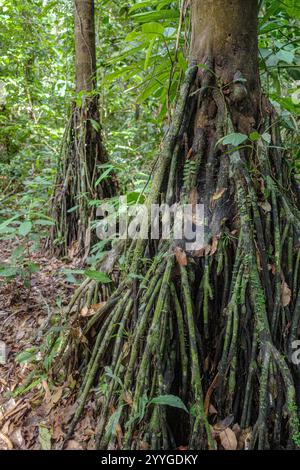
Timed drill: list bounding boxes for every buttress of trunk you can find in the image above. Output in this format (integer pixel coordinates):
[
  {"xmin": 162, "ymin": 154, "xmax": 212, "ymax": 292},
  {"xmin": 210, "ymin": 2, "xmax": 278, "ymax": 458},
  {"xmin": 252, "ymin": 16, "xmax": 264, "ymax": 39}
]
[
  {"xmin": 43, "ymin": 0, "xmax": 300, "ymax": 450},
  {"xmin": 46, "ymin": 0, "xmax": 116, "ymax": 257}
]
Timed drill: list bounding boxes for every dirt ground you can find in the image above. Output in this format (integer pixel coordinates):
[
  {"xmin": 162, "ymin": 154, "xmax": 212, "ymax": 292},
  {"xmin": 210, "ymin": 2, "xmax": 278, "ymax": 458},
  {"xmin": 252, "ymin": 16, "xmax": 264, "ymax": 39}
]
[{"xmin": 0, "ymin": 240, "xmax": 98, "ymax": 450}]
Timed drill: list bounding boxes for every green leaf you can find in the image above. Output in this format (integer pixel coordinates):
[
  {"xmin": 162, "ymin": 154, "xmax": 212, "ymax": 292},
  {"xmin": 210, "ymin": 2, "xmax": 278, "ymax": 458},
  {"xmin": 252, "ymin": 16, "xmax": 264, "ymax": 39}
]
[
  {"xmin": 35, "ymin": 219, "xmax": 55, "ymax": 226},
  {"xmin": 27, "ymin": 262, "xmax": 40, "ymax": 274},
  {"xmin": 126, "ymin": 191, "xmax": 146, "ymax": 204},
  {"xmin": 150, "ymin": 394, "xmax": 189, "ymax": 413},
  {"xmin": 0, "ymin": 266, "xmax": 17, "ymax": 278},
  {"xmin": 0, "ymin": 215, "xmax": 19, "ymax": 232},
  {"xmin": 249, "ymin": 131, "xmax": 261, "ymax": 142},
  {"xmin": 280, "ymin": 0, "xmax": 300, "ymax": 19},
  {"xmin": 67, "ymin": 205, "xmax": 80, "ymax": 214},
  {"xmin": 38, "ymin": 426, "xmax": 52, "ymax": 450},
  {"xmin": 144, "ymin": 38, "xmax": 156, "ymax": 70},
  {"xmin": 95, "ymin": 166, "xmax": 114, "ymax": 187},
  {"xmin": 104, "ymin": 366, "xmax": 123, "ymax": 388},
  {"xmin": 90, "ymin": 119, "xmax": 101, "ymax": 132},
  {"xmin": 129, "ymin": 1, "xmax": 172, "ymax": 14},
  {"xmin": 137, "ymin": 394, "xmax": 149, "ymax": 422},
  {"xmin": 217, "ymin": 133, "xmax": 248, "ymax": 147},
  {"xmin": 130, "ymin": 9, "xmax": 179, "ymax": 23},
  {"xmin": 13, "ymin": 377, "xmax": 43, "ymax": 398},
  {"xmin": 84, "ymin": 270, "xmax": 112, "ymax": 284},
  {"xmin": 12, "ymin": 245, "xmax": 25, "ymax": 261},
  {"xmin": 43, "ymin": 335, "xmax": 63, "ymax": 371},
  {"xmin": 19, "ymin": 221, "xmax": 32, "ymax": 237},
  {"xmin": 142, "ymin": 22, "xmax": 164, "ymax": 35}
]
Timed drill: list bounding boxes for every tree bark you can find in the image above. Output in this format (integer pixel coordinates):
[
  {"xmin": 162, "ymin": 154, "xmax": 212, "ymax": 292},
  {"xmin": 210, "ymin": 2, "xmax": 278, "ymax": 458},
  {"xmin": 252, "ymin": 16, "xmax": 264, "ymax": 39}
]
[
  {"xmin": 191, "ymin": 0, "xmax": 259, "ymax": 86},
  {"xmin": 191, "ymin": 0, "xmax": 260, "ymax": 133}
]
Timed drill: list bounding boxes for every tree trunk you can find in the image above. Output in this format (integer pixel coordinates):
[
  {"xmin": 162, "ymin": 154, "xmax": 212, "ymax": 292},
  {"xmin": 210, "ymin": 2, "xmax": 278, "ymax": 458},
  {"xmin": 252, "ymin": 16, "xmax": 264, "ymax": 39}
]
[
  {"xmin": 47, "ymin": 0, "xmax": 116, "ymax": 257},
  {"xmin": 54, "ymin": 0, "xmax": 300, "ymax": 450}
]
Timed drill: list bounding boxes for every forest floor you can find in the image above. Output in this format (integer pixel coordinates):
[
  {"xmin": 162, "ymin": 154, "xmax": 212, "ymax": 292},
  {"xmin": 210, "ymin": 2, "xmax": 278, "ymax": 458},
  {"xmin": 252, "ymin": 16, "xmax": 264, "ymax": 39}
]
[{"xmin": 0, "ymin": 240, "xmax": 98, "ymax": 450}]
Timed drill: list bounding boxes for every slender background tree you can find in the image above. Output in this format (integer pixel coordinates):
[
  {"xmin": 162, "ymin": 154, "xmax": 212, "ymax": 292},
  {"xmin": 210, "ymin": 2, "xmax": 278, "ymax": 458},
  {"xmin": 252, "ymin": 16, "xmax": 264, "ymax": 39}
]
[{"xmin": 47, "ymin": 0, "xmax": 115, "ymax": 257}]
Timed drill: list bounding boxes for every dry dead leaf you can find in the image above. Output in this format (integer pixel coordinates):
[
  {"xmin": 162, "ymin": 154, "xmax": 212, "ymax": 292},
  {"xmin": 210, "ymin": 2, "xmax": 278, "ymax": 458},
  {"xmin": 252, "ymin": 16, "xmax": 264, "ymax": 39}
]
[
  {"xmin": 239, "ymin": 428, "xmax": 252, "ymax": 450},
  {"xmin": 268, "ymin": 263, "xmax": 276, "ymax": 275},
  {"xmin": 219, "ymin": 427, "xmax": 238, "ymax": 450},
  {"xmin": 281, "ymin": 281, "xmax": 291, "ymax": 307},
  {"xmin": 44, "ymin": 387, "xmax": 63, "ymax": 414},
  {"xmin": 42, "ymin": 380, "xmax": 52, "ymax": 403},
  {"xmin": 51, "ymin": 387, "xmax": 63, "ymax": 404},
  {"xmin": 186, "ymin": 147, "xmax": 193, "ymax": 160},
  {"xmin": 210, "ymin": 236, "xmax": 219, "ymax": 256},
  {"xmin": 209, "ymin": 404, "xmax": 218, "ymax": 415},
  {"xmin": 123, "ymin": 391, "xmax": 133, "ymax": 406},
  {"xmin": 68, "ymin": 241, "xmax": 79, "ymax": 259},
  {"xmin": 214, "ymin": 415, "xmax": 234, "ymax": 432},
  {"xmin": 0, "ymin": 431, "xmax": 13, "ymax": 450},
  {"xmin": 81, "ymin": 302, "xmax": 106, "ymax": 317},
  {"xmin": 52, "ymin": 423, "xmax": 65, "ymax": 441},
  {"xmin": 174, "ymin": 247, "xmax": 188, "ymax": 266},
  {"xmin": 256, "ymin": 249, "xmax": 262, "ymax": 270},
  {"xmin": 10, "ymin": 428, "xmax": 24, "ymax": 448},
  {"xmin": 80, "ymin": 306, "xmax": 89, "ymax": 317},
  {"xmin": 116, "ymin": 423, "xmax": 123, "ymax": 448},
  {"xmin": 0, "ymin": 341, "xmax": 7, "ymax": 364},
  {"xmin": 205, "ymin": 244, "xmax": 212, "ymax": 256},
  {"xmin": 140, "ymin": 441, "xmax": 150, "ymax": 450},
  {"xmin": 65, "ymin": 440, "xmax": 83, "ymax": 450},
  {"xmin": 232, "ymin": 423, "xmax": 241, "ymax": 436},
  {"xmin": 193, "ymin": 246, "xmax": 206, "ymax": 257},
  {"xmin": 189, "ymin": 188, "xmax": 198, "ymax": 207}
]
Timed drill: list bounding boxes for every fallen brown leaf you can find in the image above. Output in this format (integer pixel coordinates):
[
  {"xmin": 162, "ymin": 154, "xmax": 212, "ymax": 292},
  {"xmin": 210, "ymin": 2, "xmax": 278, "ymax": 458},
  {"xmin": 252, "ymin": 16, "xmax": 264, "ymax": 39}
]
[
  {"xmin": 209, "ymin": 404, "xmax": 218, "ymax": 415},
  {"xmin": 210, "ymin": 236, "xmax": 219, "ymax": 256},
  {"xmin": 65, "ymin": 440, "xmax": 83, "ymax": 450},
  {"xmin": 214, "ymin": 415, "xmax": 235, "ymax": 432},
  {"xmin": 80, "ymin": 302, "xmax": 107, "ymax": 317},
  {"xmin": 0, "ymin": 431, "xmax": 13, "ymax": 450},
  {"xmin": 123, "ymin": 391, "xmax": 133, "ymax": 406},
  {"xmin": 140, "ymin": 441, "xmax": 150, "ymax": 450},
  {"xmin": 281, "ymin": 281, "xmax": 291, "ymax": 307},
  {"xmin": 219, "ymin": 427, "xmax": 237, "ymax": 450},
  {"xmin": 174, "ymin": 247, "xmax": 188, "ymax": 266},
  {"xmin": 239, "ymin": 428, "xmax": 252, "ymax": 450}
]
